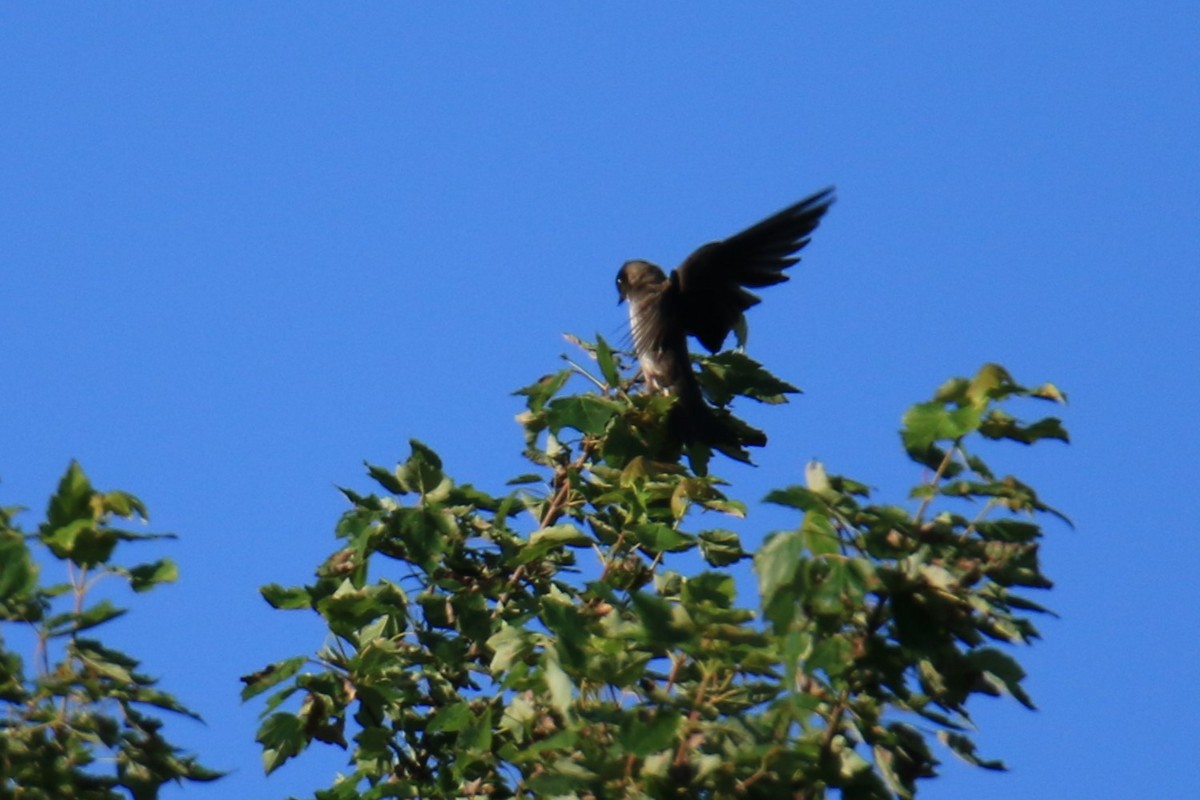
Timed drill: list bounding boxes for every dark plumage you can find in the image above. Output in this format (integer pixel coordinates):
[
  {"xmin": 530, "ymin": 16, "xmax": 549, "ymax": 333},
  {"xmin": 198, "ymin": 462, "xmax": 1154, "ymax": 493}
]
[{"xmin": 615, "ymin": 186, "xmax": 835, "ymax": 446}]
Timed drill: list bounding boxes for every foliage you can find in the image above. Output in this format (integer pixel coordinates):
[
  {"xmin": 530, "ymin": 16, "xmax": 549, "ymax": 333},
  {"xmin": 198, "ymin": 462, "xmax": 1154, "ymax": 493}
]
[
  {"xmin": 0, "ymin": 462, "xmax": 222, "ymax": 800},
  {"xmin": 244, "ymin": 338, "xmax": 1068, "ymax": 799}
]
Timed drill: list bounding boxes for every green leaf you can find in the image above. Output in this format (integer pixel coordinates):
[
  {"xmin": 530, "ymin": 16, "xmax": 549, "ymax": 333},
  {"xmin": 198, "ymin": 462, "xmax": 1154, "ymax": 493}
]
[
  {"xmin": 622, "ymin": 709, "xmax": 681, "ymax": 756},
  {"xmin": 875, "ymin": 722, "xmax": 938, "ymax": 797},
  {"xmin": 427, "ymin": 701, "xmax": 472, "ymax": 733},
  {"xmin": 72, "ymin": 637, "xmax": 136, "ymax": 682},
  {"xmin": 488, "ymin": 625, "xmax": 529, "ymax": 673},
  {"xmin": 389, "ymin": 507, "xmax": 452, "ymax": 569},
  {"xmin": 902, "ymin": 402, "xmax": 982, "ymax": 452},
  {"xmin": 932, "ymin": 376, "xmax": 970, "ymax": 404},
  {"xmin": 73, "ymin": 637, "xmax": 139, "ymax": 668},
  {"xmin": 132, "ymin": 686, "xmax": 205, "ymax": 720},
  {"xmin": 101, "ymin": 490, "xmax": 148, "ymax": 520},
  {"xmin": 630, "ymin": 523, "xmax": 694, "ymax": 553},
  {"xmin": 594, "ymin": 334, "xmax": 620, "ymax": 387},
  {"xmin": 698, "ymin": 528, "xmax": 747, "ymax": 566},
  {"xmin": 682, "ymin": 571, "xmax": 735, "ymax": 608},
  {"xmin": 966, "ymin": 363, "xmax": 1015, "ymax": 407},
  {"xmin": 763, "ymin": 485, "xmax": 822, "ymax": 512},
  {"xmin": 513, "ymin": 369, "xmax": 572, "ymax": 412},
  {"xmin": 979, "ymin": 412, "xmax": 1070, "ymax": 445},
  {"xmin": 543, "ymin": 654, "xmax": 574, "ymax": 718},
  {"xmin": 968, "ymin": 648, "xmax": 1036, "ymax": 709},
  {"xmin": 938, "ymin": 731, "xmax": 1006, "ymax": 770},
  {"xmin": 240, "ymin": 656, "xmax": 308, "ymax": 701},
  {"xmin": 261, "ymin": 583, "xmax": 313, "ymax": 610},
  {"xmin": 801, "ymin": 510, "xmax": 840, "ymax": 555},
  {"xmin": 806, "ymin": 634, "xmax": 852, "ymax": 679},
  {"xmin": 500, "ymin": 693, "xmax": 536, "ymax": 737},
  {"xmin": 397, "ymin": 439, "xmax": 447, "ymax": 497},
  {"xmin": 74, "ymin": 599, "xmax": 127, "ymax": 633},
  {"xmin": 45, "ymin": 460, "xmax": 95, "ymax": 530},
  {"xmin": 755, "ymin": 530, "xmax": 803, "ymax": 608},
  {"xmin": 695, "ymin": 351, "xmax": 800, "ymax": 405},
  {"xmin": 517, "ymin": 523, "xmax": 592, "ymax": 564},
  {"xmin": 1002, "ymin": 591, "xmax": 1057, "ymax": 616},
  {"xmin": 0, "ymin": 530, "xmax": 38, "ymax": 604},
  {"xmin": 128, "ymin": 558, "xmax": 178, "ymax": 592},
  {"xmin": 257, "ymin": 712, "xmax": 308, "ymax": 774},
  {"xmin": 545, "ymin": 395, "xmax": 622, "ymax": 435},
  {"xmin": 365, "ymin": 463, "xmax": 405, "ymax": 495},
  {"xmin": 1030, "ymin": 382, "xmax": 1067, "ymax": 403},
  {"xmin": 459, "ymin": 704, "xmax": 494, "ymax": 753},
  {"xmin": 974, "ymin": 520, "xmax": 1042, "ymax": 542},
  {"xmin": 631, "ymin": 591, "xmax": 693, "ymax": 645},
  {"xmin": 41, "ymin": 518, "xmax": 119, "ymax": 566},
  {"xmin": 807, "ymin": 558, "xmax": 856, "ymax": 617},
  {"xmin": 542, "ymin": 593, "xmax": 589, "ymax": 670}
]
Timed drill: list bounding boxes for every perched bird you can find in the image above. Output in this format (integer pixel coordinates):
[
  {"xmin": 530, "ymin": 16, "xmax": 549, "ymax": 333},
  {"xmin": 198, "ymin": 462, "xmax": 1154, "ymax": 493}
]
[{"xmin": 616, "ymin": 186, "xmax": 835, "ymax": 447}]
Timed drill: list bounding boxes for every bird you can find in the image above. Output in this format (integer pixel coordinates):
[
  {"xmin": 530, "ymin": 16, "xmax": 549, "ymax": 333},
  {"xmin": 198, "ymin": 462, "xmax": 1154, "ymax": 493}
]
[{"xmin": 615, "ymin": 186, "xmax": 835, "ymax": 449}]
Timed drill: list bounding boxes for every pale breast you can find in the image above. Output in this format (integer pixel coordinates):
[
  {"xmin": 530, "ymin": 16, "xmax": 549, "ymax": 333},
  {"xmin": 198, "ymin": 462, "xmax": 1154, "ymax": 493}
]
[{"xmin": 628, "ymin": 294, "xmax": 685, "ymax": 395}]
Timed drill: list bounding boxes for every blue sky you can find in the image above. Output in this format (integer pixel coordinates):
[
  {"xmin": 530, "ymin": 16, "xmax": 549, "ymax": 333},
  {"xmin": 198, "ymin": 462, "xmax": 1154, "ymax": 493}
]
[{"xmin": 2, "ymin": 4, "xmax": 1197, "ymax": 798}]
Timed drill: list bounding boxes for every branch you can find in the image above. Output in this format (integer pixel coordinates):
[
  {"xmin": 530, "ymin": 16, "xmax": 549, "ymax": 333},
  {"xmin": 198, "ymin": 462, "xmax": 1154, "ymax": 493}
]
[{"xmin": 913, "ymin": 445, "xmax": 958, "ymax": 525}]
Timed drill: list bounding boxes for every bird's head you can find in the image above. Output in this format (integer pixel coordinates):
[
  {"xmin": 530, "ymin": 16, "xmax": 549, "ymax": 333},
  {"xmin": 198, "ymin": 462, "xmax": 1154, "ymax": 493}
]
[{"xmin": 616, "ymin": 260, "xmax": 667, "ymax": 304}]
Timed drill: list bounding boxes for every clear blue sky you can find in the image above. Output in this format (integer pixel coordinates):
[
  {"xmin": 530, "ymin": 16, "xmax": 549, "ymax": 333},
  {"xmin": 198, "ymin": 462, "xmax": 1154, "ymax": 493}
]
[{"xmin": 2, "ymin": 5, "xmax": 1197, "ymax": 798}]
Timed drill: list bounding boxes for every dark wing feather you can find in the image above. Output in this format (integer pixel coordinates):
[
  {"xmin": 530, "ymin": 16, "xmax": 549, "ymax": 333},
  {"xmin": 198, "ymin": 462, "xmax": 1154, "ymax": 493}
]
[{"xmin": 673, "ymin": 186, "xmax": 835, "ymax": 353}]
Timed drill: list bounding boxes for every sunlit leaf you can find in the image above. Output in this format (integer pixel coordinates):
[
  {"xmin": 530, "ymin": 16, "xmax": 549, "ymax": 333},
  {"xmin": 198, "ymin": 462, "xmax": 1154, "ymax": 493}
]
[
  {"xmin": 45, "ymin": 460, "xmax": 94, "ymax": 531},
  {"xmin": 902, "ymin": 402, "xmax": 982, "ymax": 452},
  {"xmin": 543, "ymin": 654, "xmax": 574, "ymax": 718},
  {"xmin": 755, "ymin": 530, "xmax": 803, "ymax": 607},
  {"xmin": 516, "ymin": 523, "xmax": 592, "ymax": 564},
  {"xmin": 546, "ymin": 395, "xmax": 622, "ymax": 435},
  {"xmin": 966, "ymin": 363, "xmax": 1015, "ymax": 407}
]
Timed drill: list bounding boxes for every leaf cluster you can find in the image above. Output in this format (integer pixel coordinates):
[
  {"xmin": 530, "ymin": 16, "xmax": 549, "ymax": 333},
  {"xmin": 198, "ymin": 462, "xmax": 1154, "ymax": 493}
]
[
  {"xmin": 246, "ymin": 341, "xmax": 1069, "ymax": 799},
  {"xmin": 0, "ymin": 462, "xmax": 221, "ymax": 800}
]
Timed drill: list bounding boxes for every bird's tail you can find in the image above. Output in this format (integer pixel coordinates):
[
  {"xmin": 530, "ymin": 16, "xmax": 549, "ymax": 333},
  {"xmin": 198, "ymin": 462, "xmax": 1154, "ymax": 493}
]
[{"xmin": 669, "ymin": 382, "xmax": 766, "ymax": 463}]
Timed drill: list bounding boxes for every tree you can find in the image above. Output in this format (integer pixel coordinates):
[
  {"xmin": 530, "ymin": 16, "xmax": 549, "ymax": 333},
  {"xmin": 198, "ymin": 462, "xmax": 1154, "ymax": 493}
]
[
  {"xmin": 0, "ymin": 462, "xmax": 221, "ymax": 800},
  {"xmin": 244, "ymin": 338, "xmax": 1069, "ymax": 799}
]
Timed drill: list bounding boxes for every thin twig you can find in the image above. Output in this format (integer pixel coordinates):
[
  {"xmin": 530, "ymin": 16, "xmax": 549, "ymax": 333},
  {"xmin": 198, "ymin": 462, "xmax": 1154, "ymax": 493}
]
[
  {"xmin": 913, "ymin": 445, "xmax": 958, "ymax": 525},
  {"xmin": 816, "ymin": 690, "xmax": 850, "ymax": 767},
  {"xmin": 673, "ymin": 667, "xmax": 710, "ymax": 768},
  {"xmin": 562, "ymin": 357, "xmax": 606, "ymax": 392},
  {"xmin": 539, "ymin": 471, "xmax": 573, "ymax": 529}
]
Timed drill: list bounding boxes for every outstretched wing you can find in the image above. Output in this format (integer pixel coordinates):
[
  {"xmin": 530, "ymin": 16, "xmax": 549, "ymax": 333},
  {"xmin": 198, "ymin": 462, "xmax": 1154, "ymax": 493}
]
[{"xmin": 672, "ymin": 186, "xmax": 835, "ymax": 353}]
